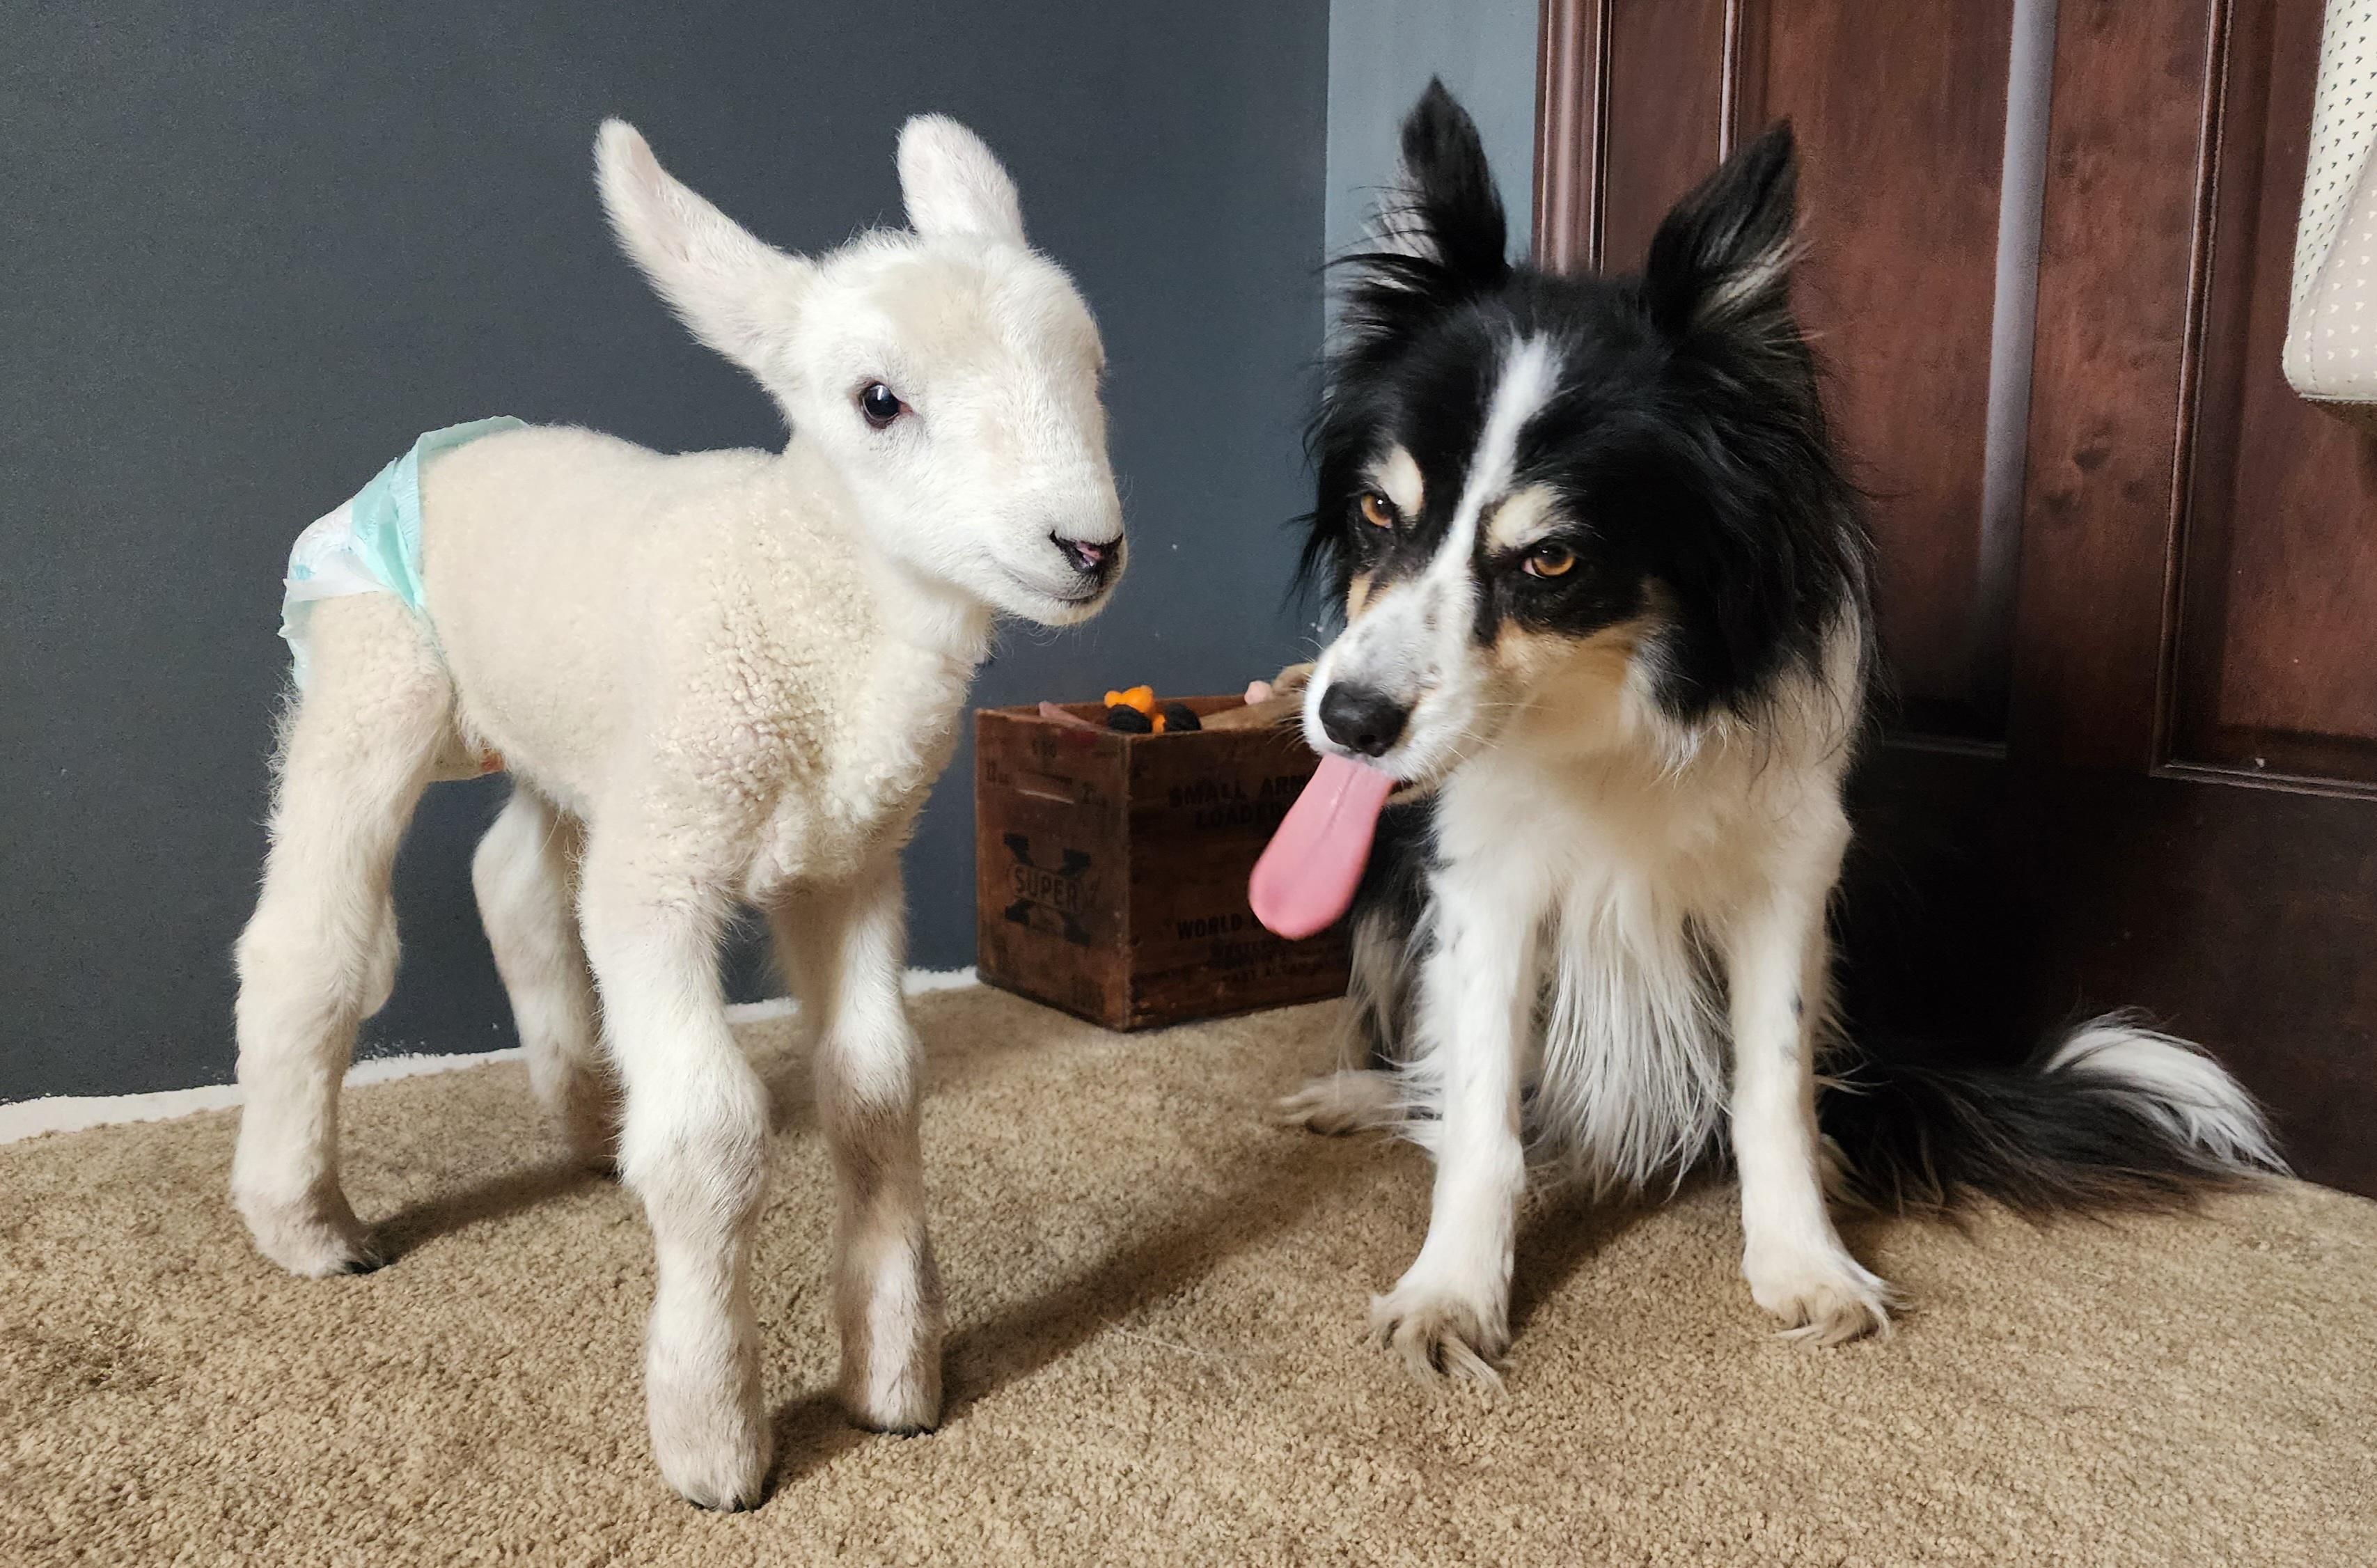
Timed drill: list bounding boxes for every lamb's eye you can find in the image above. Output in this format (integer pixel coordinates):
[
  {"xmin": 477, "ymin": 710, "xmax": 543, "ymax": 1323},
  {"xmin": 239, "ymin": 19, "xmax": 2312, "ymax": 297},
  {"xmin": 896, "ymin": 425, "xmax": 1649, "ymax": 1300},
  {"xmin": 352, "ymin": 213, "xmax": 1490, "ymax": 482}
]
[
  {"xmin": 1523, "ymin": 543, "xmax": 1576, "ymax": 579},
  {"xmin": 858, "ymin": 383, "xmax": 906, "ymax": 430},
  {"xmin": 1357, "ymin": 492, "xmax": 1398, "ymax": 529}
]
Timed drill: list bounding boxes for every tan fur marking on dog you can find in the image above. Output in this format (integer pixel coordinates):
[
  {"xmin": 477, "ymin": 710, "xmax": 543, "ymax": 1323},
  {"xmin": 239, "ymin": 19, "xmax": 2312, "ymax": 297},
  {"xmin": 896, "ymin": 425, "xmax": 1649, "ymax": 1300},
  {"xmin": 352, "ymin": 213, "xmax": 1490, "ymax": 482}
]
[
  {"xmin": 1489, "ymin": 616, "xmax": 1651, "ymax": 699},
  {"xmin": 1484, "ymin": 484, "xmax": 1562, "ymax": 554},
  {"xmin": 1367, "ymin": 446, "xmax": 1424, "ymax": 519},
  {"xmin": 1345, "ymin": 572, "xmax": 1377, "ymax": 620}
]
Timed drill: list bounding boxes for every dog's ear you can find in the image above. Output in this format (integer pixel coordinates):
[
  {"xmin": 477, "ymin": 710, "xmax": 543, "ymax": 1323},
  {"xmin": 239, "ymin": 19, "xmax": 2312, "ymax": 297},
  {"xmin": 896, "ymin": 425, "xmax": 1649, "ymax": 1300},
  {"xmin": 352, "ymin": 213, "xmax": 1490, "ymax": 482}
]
[
  {"xmin": 1642, "ymin": 123, "xmax": 1800, "ymax": 336},
  {"xmin": 1362, "ymin": 79, "xmax": 1510, "ymax": 294},
  {"xmin": 898, "ymin": 116, "xmax": 1026, "ymax": 244},
  {"xmin": 595, "ymin": 120, "xmax": 817, "ymax": 382}
]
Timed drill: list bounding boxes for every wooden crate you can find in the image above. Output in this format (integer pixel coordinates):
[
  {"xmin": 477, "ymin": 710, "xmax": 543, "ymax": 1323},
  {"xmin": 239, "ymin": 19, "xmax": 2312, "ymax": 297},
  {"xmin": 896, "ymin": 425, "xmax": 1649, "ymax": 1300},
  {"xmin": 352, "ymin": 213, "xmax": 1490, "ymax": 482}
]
[{"xmin": 973, "ymin": 698, "xmax": 1350, "ymax": 1030}]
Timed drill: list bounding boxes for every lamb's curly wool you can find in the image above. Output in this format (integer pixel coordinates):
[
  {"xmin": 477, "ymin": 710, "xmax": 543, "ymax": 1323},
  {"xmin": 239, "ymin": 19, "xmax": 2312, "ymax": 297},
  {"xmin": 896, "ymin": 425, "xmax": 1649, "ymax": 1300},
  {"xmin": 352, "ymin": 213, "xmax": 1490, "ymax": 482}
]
[{"xmin": 229, "ymin": 116, "xmax": 1122, "ymax": 1510}]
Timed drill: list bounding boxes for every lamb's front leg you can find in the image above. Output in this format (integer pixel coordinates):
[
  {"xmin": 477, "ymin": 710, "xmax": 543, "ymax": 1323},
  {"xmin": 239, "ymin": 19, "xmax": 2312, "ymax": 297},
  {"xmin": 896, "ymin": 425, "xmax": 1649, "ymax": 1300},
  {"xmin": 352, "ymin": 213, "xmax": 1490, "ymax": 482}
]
[
  {"xmin": 769, "ymin": 859, "xmax": 943, "ymax": 1435},
  {"xmin": 579, "ymin": 858, "xmax": 772, "ymax": 1510},
  {"xmin": 1370, "ymin": 876, "xmax": 1537, "ymax": 1385},
  {"xmin": 1726, "ymin": 829, "xmax": 1893, "ymax": 1344}
]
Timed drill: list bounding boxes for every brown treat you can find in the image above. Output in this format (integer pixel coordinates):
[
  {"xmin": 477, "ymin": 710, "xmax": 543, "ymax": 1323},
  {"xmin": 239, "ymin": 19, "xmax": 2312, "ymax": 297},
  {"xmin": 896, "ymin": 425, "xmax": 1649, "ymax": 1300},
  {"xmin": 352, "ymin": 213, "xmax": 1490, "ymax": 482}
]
[{"xmin": 1200, "ymin": 693, "xmax": 1302, "ymax": 732}]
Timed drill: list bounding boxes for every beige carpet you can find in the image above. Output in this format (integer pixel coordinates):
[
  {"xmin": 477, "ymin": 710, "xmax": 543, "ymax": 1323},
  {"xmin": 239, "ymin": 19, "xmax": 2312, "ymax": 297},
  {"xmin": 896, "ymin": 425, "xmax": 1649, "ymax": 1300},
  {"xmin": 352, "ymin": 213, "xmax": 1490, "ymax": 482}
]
[{"xmin": 4, "ymin": 986, "xmax": 2374, "ymax": 1567}]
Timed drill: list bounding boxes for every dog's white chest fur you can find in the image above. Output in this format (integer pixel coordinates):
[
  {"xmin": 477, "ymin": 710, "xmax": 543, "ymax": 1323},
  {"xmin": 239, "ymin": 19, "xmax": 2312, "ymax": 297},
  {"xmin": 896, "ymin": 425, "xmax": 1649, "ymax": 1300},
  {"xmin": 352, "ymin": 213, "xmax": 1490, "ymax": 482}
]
[{"xmin": 1410, "ymin": 661, "xmax": 1857, "ymax": 1188}]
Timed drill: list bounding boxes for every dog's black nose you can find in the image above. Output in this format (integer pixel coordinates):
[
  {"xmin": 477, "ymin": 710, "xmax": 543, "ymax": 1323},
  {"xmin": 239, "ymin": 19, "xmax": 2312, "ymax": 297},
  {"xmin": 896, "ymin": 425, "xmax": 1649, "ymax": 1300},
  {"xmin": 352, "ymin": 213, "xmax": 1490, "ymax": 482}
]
[
  {"xmin": 1317, "ymin": 683, "xmax": 1408, "ymax": 758},
  {"xmin": 1051, "ymin": 533, "xmax": 1117, "ymax": 582}
]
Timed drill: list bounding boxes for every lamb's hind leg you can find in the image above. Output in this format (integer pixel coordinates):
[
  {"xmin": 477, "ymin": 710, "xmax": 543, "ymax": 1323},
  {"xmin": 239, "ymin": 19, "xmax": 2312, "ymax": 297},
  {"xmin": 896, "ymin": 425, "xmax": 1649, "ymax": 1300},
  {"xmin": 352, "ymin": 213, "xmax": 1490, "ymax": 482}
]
[
  {"xmin": 232, "ymin": 595, "xmax": 450, "ymax": 1276},
  {"xmin": 770, "ymin": 858, "xmax": 943, "ymax": 1435},
  {"xmin": 473, "ymin": 788, "xmax": 617, "ymax": 1168}
]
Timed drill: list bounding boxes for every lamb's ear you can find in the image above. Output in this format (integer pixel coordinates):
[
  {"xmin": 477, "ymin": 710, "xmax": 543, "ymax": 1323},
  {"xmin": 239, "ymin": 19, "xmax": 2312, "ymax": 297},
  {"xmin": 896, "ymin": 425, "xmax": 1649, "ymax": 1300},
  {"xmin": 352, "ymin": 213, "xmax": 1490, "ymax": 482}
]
[
  {"xmin": 595, "ymin": 120, "xmax": 816, "ymax": 379},
  {"xmin": 1642, "ymin": 123, "xmax": 1799, "ymax": 336},
  {"xmin": 897, "ymin": 116, "xmax": 1026, "ymax": 244},
  {"xmin": 1365, "ymin": 79, "xmax": 1509, "ymax": 292}
]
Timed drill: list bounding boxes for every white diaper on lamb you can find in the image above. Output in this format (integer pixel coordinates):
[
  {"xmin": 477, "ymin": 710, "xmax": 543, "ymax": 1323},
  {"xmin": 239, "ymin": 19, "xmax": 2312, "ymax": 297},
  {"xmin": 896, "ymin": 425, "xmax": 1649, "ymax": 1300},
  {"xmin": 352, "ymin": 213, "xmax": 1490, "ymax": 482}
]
[{"xmin": 230, "ymin": 114, "xmax": 1123, "ymax": 1510}]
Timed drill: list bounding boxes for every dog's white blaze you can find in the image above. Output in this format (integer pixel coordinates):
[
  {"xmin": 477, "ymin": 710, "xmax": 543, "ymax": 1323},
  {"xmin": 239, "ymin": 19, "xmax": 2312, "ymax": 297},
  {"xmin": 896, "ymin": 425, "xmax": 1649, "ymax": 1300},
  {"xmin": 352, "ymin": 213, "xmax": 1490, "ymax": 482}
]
[{"xmin": 1441, "ymin": 334, "xmax": 1558, "ymax": 563}]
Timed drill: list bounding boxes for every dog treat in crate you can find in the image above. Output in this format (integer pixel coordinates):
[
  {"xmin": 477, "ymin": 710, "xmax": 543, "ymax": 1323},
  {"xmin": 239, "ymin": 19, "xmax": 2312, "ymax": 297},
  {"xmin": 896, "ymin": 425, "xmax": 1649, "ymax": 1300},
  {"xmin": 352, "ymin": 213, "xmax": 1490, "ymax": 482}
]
[
  {"xmin": 1200, "ymin": 693, "xmax": 1299, "ymax": 732},
  {"xmin": 1048, "ymin": 664, "xmax": 1313, "ymax": 737}
]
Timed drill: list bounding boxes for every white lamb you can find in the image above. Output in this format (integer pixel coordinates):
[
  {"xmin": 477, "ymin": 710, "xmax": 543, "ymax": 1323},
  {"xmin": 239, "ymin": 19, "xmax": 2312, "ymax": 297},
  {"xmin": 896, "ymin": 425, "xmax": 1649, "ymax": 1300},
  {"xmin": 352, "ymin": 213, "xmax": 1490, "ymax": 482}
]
[{"xmin": 230, "ymin": 116, "xmax": 1123, "ymax": 1509}]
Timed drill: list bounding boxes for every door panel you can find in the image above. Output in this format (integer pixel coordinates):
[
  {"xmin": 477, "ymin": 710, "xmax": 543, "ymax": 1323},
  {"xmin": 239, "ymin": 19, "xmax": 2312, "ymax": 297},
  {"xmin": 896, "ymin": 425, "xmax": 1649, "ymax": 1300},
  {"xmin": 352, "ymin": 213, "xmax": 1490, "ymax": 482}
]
[
  {"xmin": 2172, "ymin": 0, "xmax": 2377, "ymax": 785},
  {"xmin": 2008, "ymin": 0, "xmax": 2213, "ymax": 774},
  {"xmin": 1752, "ymin": 2, "xmax": 2016, "ymax": 732},
  {"xmin": 1599, "ymin": 1, "xmax": 1728, "ymax": 273}
]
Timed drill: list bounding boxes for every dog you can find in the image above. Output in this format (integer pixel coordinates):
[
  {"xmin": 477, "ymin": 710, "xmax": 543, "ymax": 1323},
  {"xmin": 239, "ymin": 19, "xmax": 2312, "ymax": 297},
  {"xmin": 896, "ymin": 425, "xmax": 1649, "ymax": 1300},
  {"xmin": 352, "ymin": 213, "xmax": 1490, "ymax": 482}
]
[{"xmin": 1275, "ymin": 82, "xmax": 2282, "ymax": 1380}]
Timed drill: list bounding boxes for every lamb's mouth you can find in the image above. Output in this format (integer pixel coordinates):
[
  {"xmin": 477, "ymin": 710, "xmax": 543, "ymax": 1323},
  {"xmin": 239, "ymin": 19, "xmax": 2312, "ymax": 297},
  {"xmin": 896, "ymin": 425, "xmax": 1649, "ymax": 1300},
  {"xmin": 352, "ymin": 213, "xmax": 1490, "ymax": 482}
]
[{"xmin": 1003, "ymin": 565, "xmax": 1106, "ymax": 605}]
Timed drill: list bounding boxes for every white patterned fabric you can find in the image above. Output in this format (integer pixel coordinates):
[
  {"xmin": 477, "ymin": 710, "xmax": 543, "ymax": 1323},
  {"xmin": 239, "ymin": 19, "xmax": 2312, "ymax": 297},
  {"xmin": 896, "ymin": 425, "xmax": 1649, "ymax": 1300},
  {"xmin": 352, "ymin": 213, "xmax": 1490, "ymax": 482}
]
[{"xmin": 2287, "ymin": 0, "xmax": 2377, "ymax": 432}]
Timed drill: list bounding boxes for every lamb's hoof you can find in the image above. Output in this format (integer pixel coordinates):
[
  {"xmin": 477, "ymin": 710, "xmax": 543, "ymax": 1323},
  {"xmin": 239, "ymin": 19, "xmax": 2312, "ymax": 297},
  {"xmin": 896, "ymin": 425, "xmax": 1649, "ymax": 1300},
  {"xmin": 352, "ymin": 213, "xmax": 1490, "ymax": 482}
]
[
  {"xmin": 653, "ymin": 1416, "xmax": 772, "ymax": 1512},
  {"xmin": 1369, "ymin": 1276, "xmax": 1508, "ymax": 1388},
  {"xmin": 235, "ymin": 1189, "xmax": 382, "ymax": 1278},
  {"xmin": 649, "ymin": 1347, "xmax": 772, "ymax": 1511},
  {"xmin": 845, "ymin": 1367, "xmax": 943, "ymax": 1436},
  {"xmin": 1277, "ymin": 1070, "xmax": 1402, "ymax": 1136},
  {"xmin": 1745, "ymin": 1246, "xmax": 1897, "ymax": 1346},
  {"xmin": 849, "ymin": 1401, "xmax": 941, "ymax": 1438},
  {"xmin": 841, "ymin": 1318, "xmax": 946, "ymax": 1435}
]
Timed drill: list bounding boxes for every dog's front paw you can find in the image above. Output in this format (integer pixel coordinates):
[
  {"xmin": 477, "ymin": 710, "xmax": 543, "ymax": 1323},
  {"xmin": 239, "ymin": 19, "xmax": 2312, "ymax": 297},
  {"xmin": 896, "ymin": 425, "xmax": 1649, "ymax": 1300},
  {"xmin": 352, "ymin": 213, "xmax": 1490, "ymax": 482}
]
[
  {"xmin": 1743, "ymin": 1244, "xmax": 1897, "ymax": 1346},
  {"xmin": 1368, "ymin": 1273, "xmax": 1509, "ymax": 1386}
]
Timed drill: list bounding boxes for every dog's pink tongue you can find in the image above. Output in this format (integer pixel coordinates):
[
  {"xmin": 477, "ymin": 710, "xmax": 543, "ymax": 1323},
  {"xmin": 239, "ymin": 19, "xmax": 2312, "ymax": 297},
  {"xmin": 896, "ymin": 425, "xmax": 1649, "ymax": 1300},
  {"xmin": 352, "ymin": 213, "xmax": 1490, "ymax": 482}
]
[{"xmin": 1249, "ymin": 754, "xmax": 1395, "ymax": 940}]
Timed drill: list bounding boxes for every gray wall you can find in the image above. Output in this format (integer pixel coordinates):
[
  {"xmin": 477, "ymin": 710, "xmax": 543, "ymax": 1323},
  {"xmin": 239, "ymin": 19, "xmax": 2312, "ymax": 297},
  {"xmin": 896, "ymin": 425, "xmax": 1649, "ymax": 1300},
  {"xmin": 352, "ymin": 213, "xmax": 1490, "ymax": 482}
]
[
  {"xmin": 1324, "ymin": 0, "xmax": 1539, "ymax": 258},
  {"xmin": 0, "ymin": 1, "xmax": 1329, "ymax": 1099}
]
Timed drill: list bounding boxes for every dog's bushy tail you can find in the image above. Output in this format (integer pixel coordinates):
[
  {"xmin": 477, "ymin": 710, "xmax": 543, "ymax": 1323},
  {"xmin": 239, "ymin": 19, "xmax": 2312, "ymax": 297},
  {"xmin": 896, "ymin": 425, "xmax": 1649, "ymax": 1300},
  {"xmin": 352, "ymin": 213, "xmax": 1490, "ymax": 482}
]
[{"xmin": 1816, "ymin": 1016, "xmax": 2286, "ymax": 1214}]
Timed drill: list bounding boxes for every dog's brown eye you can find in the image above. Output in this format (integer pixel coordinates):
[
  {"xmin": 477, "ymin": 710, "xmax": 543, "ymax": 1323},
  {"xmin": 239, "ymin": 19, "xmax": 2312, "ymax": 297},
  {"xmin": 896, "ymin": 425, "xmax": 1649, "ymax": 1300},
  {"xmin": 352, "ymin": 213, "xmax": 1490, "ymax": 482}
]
[
  {"xmin": 858, "ymin": 382, "xmax": 905, "ymax": 429},
  {"xmin": 1358, "ymin": 492, "xmax": 1398, "ymax": 529},
  {"xmin": 1523, "ymin": 543, "xmax": 1576, "ymax": 579}
]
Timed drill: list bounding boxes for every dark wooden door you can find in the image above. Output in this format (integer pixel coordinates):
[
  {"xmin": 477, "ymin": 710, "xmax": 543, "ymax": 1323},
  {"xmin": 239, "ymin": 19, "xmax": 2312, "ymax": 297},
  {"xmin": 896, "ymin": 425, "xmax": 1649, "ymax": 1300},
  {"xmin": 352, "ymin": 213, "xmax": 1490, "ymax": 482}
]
[{"xmin": 1535, "ymin": 0, "xmax": 2377, "ymax": 1193}]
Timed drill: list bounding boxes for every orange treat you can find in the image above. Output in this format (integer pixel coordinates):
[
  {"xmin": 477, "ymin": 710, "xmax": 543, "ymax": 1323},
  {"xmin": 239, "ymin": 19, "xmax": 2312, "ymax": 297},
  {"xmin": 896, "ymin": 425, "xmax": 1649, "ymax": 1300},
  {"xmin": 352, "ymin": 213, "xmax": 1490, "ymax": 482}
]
[{"xmin": 1102, "ymin": 684, "xmax": 1156, "ymax": 715}]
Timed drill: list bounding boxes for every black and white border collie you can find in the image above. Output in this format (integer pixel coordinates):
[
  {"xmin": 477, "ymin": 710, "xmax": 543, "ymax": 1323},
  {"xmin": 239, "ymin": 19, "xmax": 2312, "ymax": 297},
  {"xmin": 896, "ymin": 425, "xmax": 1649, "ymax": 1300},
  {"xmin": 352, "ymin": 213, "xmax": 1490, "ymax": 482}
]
[{"xmin": 1278, "ymin": 82, "xmax": 2283, "ymax": 1379}]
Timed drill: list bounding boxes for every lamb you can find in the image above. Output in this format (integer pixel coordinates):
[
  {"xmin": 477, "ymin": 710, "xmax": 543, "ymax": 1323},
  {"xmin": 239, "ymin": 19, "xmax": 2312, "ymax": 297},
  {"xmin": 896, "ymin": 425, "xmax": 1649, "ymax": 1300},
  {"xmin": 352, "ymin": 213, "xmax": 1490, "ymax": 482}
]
[{"xmin": 229, "ymin": 115, "xmax": 1123, "ymax": 1509}]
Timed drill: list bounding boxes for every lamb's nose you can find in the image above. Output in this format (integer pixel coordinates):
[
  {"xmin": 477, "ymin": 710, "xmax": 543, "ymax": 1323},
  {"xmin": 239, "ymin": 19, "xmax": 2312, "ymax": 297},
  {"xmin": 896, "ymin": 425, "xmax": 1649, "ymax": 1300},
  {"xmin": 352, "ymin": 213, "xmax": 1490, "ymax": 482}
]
[
  {"xmin": 1052, "ymin": 533, "xmax": 1117, "ymax": 581},
  {"xmin": 1317, "ymin": 683, "xmax": 1409, "ymax": 758}
]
